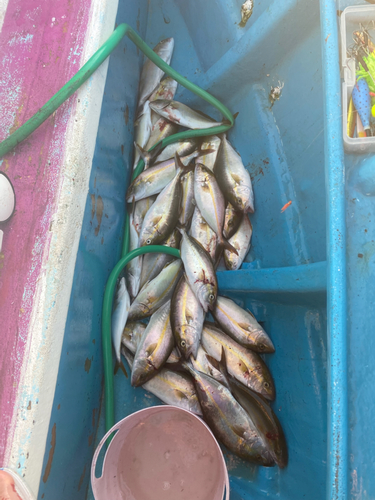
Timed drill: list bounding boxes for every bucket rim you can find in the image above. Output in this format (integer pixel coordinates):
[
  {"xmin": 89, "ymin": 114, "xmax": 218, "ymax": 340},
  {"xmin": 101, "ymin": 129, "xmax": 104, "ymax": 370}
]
[{"xmin": 91, "ymin": 405, "xmax": 230, "ymax": 500}]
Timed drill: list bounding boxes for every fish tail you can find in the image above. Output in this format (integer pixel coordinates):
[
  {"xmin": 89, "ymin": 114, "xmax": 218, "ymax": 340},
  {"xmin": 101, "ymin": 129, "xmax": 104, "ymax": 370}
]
[
  {"xmin": 175, "ymin": 152, "xmax": 195, "ymax": 176},
  {"xmin": 134, "ymin": 142, "xmax": 148, "ymax": 162},
  {"xmin": 196, "ymin": 145, "xmax": 216, "ymax": 157},
  {"xmin": 222, "ymin": 111, "xmax": 239, "ymax": 126},
  {"xmin": 134, "ymin": 141, "xmax": 164, "ymax": 169},
  {"xmin": 215, "ymin": 237, "xmax": 238, "ymax": 263},
  {"xmin": 114, "ymin": 359, "xmax": 128, "ymax": 378}
]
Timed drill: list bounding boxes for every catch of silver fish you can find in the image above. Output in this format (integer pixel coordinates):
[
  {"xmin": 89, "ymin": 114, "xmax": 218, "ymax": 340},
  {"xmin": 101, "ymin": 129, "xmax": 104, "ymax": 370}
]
[{"xmin": 108, "ymin": 36, "xmax": 288, "ymax": 470}]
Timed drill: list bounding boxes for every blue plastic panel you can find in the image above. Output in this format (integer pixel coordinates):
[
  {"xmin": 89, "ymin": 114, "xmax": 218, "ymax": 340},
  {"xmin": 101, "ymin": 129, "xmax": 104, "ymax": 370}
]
[{"xmin": 38, "ymin": 0, "xmax": 355, "ymax": 499}]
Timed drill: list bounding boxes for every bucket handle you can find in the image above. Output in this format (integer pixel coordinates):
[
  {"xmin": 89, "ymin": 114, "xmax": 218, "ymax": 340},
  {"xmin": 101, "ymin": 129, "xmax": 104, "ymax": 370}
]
[{"xmin": 90, "ymin": 420, "xmax": 124, "ymax": 495}]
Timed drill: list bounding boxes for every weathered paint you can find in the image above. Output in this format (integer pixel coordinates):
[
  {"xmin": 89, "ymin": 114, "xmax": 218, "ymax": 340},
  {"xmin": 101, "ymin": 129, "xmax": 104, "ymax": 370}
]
[
  {"xmin": 0, "ymin": 0, "xmax": 118, "ymax": 494},
  {"xmin": 0, "ymin": 0, "xmax": 90, "ymax": 465}
]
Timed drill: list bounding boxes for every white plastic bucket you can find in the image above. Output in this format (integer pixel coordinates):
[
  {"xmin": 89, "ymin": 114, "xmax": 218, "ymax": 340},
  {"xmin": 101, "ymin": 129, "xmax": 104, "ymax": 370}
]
[{"xmin": 91, "ymin": 405, "xmax": 230, "ymax": 500}]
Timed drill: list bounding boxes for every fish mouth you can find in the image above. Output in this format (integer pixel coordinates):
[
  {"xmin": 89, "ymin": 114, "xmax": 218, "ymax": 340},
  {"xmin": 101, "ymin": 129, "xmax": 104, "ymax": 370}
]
[
  {"xmin": 254, "ymin": 333, "xmax": 275, "ymax": 354},
  {"xmin": 261, "ymin": 388, "xmax": 276, "ymax": 402}
]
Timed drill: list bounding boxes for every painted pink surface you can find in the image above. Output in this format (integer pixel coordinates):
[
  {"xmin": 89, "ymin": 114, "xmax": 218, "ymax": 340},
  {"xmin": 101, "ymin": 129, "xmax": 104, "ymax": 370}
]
[{"xmin": 0, "ymin": 0, "xmax": 91, "ymax": 463}]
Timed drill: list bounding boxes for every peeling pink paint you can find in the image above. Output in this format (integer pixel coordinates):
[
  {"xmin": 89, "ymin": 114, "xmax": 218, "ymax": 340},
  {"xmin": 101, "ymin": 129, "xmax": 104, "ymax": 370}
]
[{"xmin": 0, "ymin": 0, "xmax": 91, "ymax": 464}]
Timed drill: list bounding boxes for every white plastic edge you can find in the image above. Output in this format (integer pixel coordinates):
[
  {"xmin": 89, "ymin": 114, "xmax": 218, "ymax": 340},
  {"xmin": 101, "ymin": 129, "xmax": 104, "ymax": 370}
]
[{"xmin": 6, "ymin": 0, "xmax": 119, "ymax": 495}]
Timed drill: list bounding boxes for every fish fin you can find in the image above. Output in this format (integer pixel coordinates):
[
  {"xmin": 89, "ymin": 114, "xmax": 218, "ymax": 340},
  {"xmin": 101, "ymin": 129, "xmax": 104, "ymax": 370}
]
[
  {"xmin": 196, "ymin": 145, "xmax": 216, "ymax": 158},
  {"xmin": 222, "ymin": 112, "xmax": 239, "ymax": 126},
  {"xmin": 174, "ymin": 389, "xmax": 188, "ymax": 401},
  {"xmin": 145, "ymin": 342, "xmax": 158, "ymax": 357},
  {"xmin": 190, "ymin": 234, "xmax": 213, "ymax": 257},
  {"xmin": 121, "ymin": 347, "xmax": 134, "ymax": 369},
  {"xmin": 150, "ymin": 99, "xmax": 170, "ymax": 111},
  {"xmin": 246, "ymin": 309, "xmax": 256, "ymax": 319},
  {"xmin": 134, "ymin": 142, "xmax": 162, "ymax": 170},
  {"xmin": 206, "ymin": 354, "xmax": 220, "ymax": 371},
  {"xmin": 134, "ymin": 142, "xmax": 148, "ymax": 160},
  {"xmin": 114, "ymin": 359, "xmax": 128, "ymax": 378},
  {"xmin": 238, "ymin": 361, "xmax": 251, "ymax": 376},
  {"xmin": 148, "ymin": 141, "xmax": 164, "ymax": 161},
  {"xmin": 230, "ymin": 172, "xmax": 242, "ymax": 184},
  {"xmin": 214, "ymin": 246, "xmax": 224, "ymax": 270},
  {"xmin": 238, "ymin": 322, "xmax": 251, "ymax": 331},
  {"xmin": 175, "ymin": 152, "xmax": 195, "ymax": 176},
  {"xmin": 206, "ymin": 347, "xmax": 230, "ymax": 388},
  {"xmin": 232, "ymin": 424, "xmax": 246, "ymax": 439},
  {"xmin": 215, "ymin": 239, "xmax": 238, "ymax": 263},
  {"xmin": 131, "ymin": 196, "xmax": 136, "ymax": 221}
]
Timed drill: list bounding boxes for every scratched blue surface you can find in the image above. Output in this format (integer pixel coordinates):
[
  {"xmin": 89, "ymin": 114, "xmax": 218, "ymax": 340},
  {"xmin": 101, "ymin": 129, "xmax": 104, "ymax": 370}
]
[{"xmin": 37, "ymin": 0, "xmax": 355, "ymax": 498}]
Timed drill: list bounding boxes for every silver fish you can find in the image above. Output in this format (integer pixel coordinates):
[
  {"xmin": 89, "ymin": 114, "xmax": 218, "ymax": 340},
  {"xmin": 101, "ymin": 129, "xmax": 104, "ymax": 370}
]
[
  {"xmin": 111, "ymin": 277, "xmax": 130, "ymax": 376},
  {"xmin": 229, "ymin": 377, "xmax": 288, "ymax": 468},
  {"xmin": 194, "ymin": 163, "xmax": 237, "ymax": 261},
  {"xmin": 212, "ymin": 296, "xmax": 274, "ymax": 352},
  {"xmin": 171, "ymin": 275, "xmax": 205, "ymax": 359},
  {"xmin": 215, "ymin": 136, "xmax": 254, "ymax": 213},
  {"xmin": 126, "ymin": 209, "xmax": 142, "ymax": 300},
  {"xmin": 190, "ymin": 207, "xmax": 217, "ymax": 261},
  {"xmin": 201, "ymin": 322, "xmax": 276, "ymax": 400},
  {"xmin": 137, "ymin": 38, "xmax": 175, "ymax": 116},
  {"xmin": 179, "ymin": 227, "xmax": 217, "ymax": 312},
  {"xmin": 150, "ymin": 99, "xmax": 224, "ymax": 129},
  {"xmin": 179, "ymin": 170, "xmax": 195, "ymax": 227},
  {"xmin": 149, "ymin": 77, "xmax": 178, "ymax": 125},
  {"xmin": 224, "ymin": 214, "xmax": 252, "ymax": 270},
  {"xmin": 126, "ymin": 150, "xmax": 199, "ymax": 203},
  {"xmin": 132, "ymin": 196, "xmax": 156, "ymax": 236},
  {"xmin": 199, "ymin": 135, "xmax": 221, "ymax": 171},
  {"xmin": 184, "ymin": 359, "xmax": 273, "ymax": 465},
  {"xmin": 123, "ymin": 348, "xmax": 202, "ymax": 415},
  {"xmin": 145, "ymin": 118, "xmax": 179, "ymax": 155},
  {"xmin": 139, "ymin": 228, "xmax": 181, "ymax": 289},
  {"xmin": 121, "ymin": 321, "xmax": 146, "ymax": 352},
  {"xmin": 138, "ymin": 154, "xmax": 190, "ymax": 246},
  {"xmin": 223, "ymin": 202, "xmax": 242, "ymax": 240},
  {"xmin": 155, "ymin": 138, "xmax": 198, "ymax": 163},
  {"xmin": 133, "ymin": 101, "xmax": 152, "ymax": 170},
  {"xmin": 128, "ymin": 259, "xmax": 182, "ymax": 321},
  {"xmin": 122, "ymin": 321, "xmax": 180, "ymax": 365},
  {"xmin": 131, "ymin": 301, "xmax": 174, "ymax": 386}
]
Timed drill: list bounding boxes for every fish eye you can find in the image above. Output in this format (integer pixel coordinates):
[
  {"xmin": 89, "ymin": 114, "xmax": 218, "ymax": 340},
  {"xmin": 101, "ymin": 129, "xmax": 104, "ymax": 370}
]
[
  {"xmin": 146, "ymin": 239, "xmax": 151, "ymax": 245},
  {"xmin": 180, "ymin": 340, "xmax": 186, "ymax": 348},
  {"xmin": 228, "ymin": 220, "xmax": 233, "ymax": 226},
  {"xmin": 237, "ymin": 196, "xmax": 243, "ymax": 204},
  {"xmin": 259, "ymin": 344, "xmax": 265, "ymax": 351},
  {"xmin": 264, "ymin": 382, "xmax": 270, "ymax": 389},
  {"xmin": 209, "ymin": 294, "xmax": 215, "ymax": 301}
]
